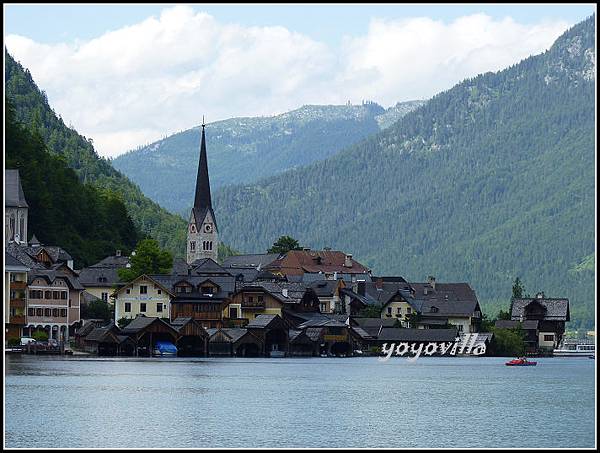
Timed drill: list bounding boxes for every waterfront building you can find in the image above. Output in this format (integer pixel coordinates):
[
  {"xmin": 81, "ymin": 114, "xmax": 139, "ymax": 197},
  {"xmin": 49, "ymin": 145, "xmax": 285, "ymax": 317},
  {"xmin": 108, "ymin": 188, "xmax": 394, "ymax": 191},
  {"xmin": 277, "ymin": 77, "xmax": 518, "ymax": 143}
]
[
  {"xmin": 78, "ymin": 251, "xmax": 130, "ymax": 305},
  {"xmin": 120, "ymin": 316, "xmax": 180, "ymax": 356},
  {"xmin": 509, "ymin": 292, "xmax": 570, "ymax": 351},
  {"xmin": 245, "ymin": 314, "xmax": 290, "ymax": 356},
  {"xmin": 5, "ymin": 169, "xmax": 28, "ymax": 245},
  {"xmin": 5, "ymin": 252, "xmax": 30, "ymax": 340},
  {"xmin": 309, "ymin": 279, "xmax": 347, "ymax": 314},
  {"xmin": 113, "ymin": 274, "xmax": 174, "ymax": 322},
  {"xmin": 170, "ymin": 317, "xmax": 209, "ymax": 356},
  {"xmin": 207, "ymin": 327, "xmax": 263, "ymax": 356},
  {"xmin": 187, "ymin": 122, "xmax": 219, "ymax": 264},
  {"xmin": 24, "ymin": 268, "xmax": 84, "ymax": 341}
]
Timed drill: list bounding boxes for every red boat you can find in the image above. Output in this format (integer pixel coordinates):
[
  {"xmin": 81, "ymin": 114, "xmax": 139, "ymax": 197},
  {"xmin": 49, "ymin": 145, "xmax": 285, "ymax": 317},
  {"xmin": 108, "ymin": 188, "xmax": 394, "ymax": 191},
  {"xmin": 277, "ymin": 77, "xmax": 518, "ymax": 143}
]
[{"xmin": 506, "ymin": 357, "xmax": 537, "ymax": 366}]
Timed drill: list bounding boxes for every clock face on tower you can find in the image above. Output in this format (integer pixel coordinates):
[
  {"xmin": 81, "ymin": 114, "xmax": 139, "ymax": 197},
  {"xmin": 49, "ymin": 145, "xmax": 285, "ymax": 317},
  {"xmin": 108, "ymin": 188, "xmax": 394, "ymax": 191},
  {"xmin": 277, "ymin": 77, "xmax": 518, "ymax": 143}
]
[
  {"xmin": 204, "ymin": 224, "xmax": 213, "ymax": 233},
  {"xmin": 190, "ymin": 224, "xmax": 196, "ymax": 233}
]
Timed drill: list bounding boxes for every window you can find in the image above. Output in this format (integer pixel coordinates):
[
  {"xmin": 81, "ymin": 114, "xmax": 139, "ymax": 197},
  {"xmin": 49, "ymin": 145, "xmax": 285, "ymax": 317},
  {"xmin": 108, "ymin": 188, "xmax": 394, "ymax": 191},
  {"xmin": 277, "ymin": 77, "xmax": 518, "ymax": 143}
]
[
  {"xmin": 52, "ymin": 308, "xmax": 59, "ymax": 317},
  {"xmin": 407, "ymin": 307, "xmax": 412, "ymax": 314},
  {"xmin": 387, "ymin": 307, "xmax": 392, "ymax": 315},
  {"xmin": 544, "ymin": 334, "xmax": 554, "ymax": 342},
  {"xmin": 44, "ymin": 308, "xmax": 51, "ymax": 317},
  {"xmin": 229, "ymin": 307, "xmax": 238, "ymax": 319},
  {"xmin": 45, "ymin": 290, "xmax": 52, "ymax": 299},
  {"xmin": 126, "ymin": 288, "xmax": 131, "ymax": 294},
  {"xmin": 190, "ymin": 241, "xmax": 196, "ymax": 252},
  {"xmin": 320, "ymin": 303, "xmax": 327, "ymax": 312},
  {"xmin": 397, "ymin": 307, "xmax": 402, "ymax": 314},
  {"xmin": 208, "ymin": 241, "xmax": 212, "ymax": 250},
  {"xmin": 140, "ymin": 285, "xmax": 147, "ymax": 295},
  {"xmin": 248, "ymin": 296, "xmax": 254, "ymax": 303},
  {"xmin": 258, "ymin": 295, "xmax": 264, "ymax": 303},
  {"xmin": 36, "ymin": 308, "xmax": 43, "ymax": 316},
  {"xmin": 28, "ymin": 308, "xmax": 34, "ymax": 316},
  {"xmin": 157, "ymin": 303, "xmax": 163, "ymax": 313},
  {"xmin": 140, "ymin": 303, "xmax": 147, "ymax": 313},
  {"xmin": 102, "ymin": 293, "xmax": 108, "ymax": 302},
  {"xmin": 60, "ymin": 309, "xmax": 67, "ymax": 317},
  {"xmin": 125, "ymin": 303, "xmax": 131, "ymax": 313},
  {"xmin": 201, "ymin": 286, "xmax": 213, "ymax": 295},
  {"xmin": 61, "ymin": 292, "xmax": 67, "ymax": 300},
  {"xmin": 157, "ymin": 289, "xmax": 162, "ymax": 295}
]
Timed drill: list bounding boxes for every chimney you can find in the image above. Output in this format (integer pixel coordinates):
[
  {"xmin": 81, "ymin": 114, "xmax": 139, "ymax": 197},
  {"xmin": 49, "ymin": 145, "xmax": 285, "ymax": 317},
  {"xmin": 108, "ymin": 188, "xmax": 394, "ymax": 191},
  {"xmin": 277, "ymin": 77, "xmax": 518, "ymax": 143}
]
[
  {"xmin": 428, "ymin": 275, "xmax": 436, "ymax": 290},
  {"xmin": 375, "ymin": 278, "xmax": 383, "ymax": 290},
  {"xmin": 116, "ymin": 250, "xmax": 122, "ymax": 257},
  {"xmin": 333, "ymin": 271, "xmax": 338, "ymax": 280},
  {"xmin": 344, "ymin": 254, "xmax": 353, "ymax": 268},
  {"xmin": 282, "ymin": 288, "xmax": 289, "ymax": 298}
]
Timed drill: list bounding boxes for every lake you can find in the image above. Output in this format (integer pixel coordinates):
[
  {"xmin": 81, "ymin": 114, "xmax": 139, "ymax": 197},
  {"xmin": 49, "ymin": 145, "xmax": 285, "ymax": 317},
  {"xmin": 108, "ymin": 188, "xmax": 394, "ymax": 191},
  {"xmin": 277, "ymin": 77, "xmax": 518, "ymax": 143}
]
[{"xmin": 4, "ymin": 355, "xmax": 596, "ymax": 448}]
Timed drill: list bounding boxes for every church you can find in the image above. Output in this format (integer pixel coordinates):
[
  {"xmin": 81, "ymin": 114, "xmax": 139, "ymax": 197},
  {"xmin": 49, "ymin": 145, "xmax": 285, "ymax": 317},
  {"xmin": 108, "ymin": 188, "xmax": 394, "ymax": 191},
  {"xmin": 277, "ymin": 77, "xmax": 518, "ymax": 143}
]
[{"xmin": 186, "ymin": 121, "xmax": 219, "ymax": 264}]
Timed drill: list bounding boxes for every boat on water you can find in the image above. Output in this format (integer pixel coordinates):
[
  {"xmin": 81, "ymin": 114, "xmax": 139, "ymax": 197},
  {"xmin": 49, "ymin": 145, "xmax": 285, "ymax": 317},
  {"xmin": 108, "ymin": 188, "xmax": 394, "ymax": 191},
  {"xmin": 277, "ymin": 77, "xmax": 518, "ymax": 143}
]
[
  {"xmin": 506, "ymin": 357, "xmax": 537, "ymax": 366},
  {"xmin": 553, "ymin": 339, "xmax": 595, "ymax": 357}
]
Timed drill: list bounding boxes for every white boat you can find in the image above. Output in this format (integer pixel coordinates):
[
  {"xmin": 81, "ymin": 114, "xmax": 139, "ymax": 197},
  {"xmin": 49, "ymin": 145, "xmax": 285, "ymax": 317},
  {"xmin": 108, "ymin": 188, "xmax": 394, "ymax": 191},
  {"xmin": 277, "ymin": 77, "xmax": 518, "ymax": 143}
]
[{"xmin": 553, "ymin": 339, "xmax": 595, "ymax": 357}]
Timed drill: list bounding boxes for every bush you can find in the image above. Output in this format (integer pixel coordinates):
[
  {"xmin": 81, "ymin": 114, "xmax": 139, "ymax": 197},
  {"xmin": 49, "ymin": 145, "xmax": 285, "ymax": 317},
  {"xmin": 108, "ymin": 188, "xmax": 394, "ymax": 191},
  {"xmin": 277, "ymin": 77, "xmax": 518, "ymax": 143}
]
[
  {"xmin": 7, "ymin": 337, "xmax": 20, "ymax": 347},
  {"xmin": 32, "ymin": 331, "xmax": 49, "ymax": 342},
  {"xmin": 117, "ymin": 317, "xmax": 132, "ymax": 329},
  {"xmin": 489, "ymin": 326, "xmax": 525, "ymax": 357}
]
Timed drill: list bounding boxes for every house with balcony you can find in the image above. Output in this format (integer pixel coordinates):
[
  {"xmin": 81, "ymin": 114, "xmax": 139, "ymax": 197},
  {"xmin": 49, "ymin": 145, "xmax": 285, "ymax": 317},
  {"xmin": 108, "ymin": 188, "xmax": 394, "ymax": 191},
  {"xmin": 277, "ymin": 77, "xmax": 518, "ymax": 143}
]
[
  {"xmin": 5, "ymin": 251, "xmax": 30, "ymax": 341},
  {"xmin": 78, "ymin": 251, "xmax": 131, "ymax": 305}
]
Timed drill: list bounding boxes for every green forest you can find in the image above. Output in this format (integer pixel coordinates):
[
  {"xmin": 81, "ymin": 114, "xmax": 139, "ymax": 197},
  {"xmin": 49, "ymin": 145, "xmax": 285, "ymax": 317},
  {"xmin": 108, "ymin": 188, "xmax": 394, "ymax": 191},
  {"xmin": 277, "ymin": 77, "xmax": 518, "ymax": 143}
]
[
  {"xmin": 211, "ymin": 16, "xmax": 596, "ymax": 328},
  {"xmin": 5, "ymin": 102, "xmax": 140, "ymax": 268}
]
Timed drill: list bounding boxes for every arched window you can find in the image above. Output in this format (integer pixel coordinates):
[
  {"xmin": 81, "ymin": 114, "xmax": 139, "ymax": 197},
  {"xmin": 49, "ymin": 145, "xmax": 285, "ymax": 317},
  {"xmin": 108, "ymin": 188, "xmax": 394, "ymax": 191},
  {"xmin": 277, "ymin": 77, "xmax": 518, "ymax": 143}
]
[{"xmin": 9, "ymin": 214, "xmax": 16, "ymax": 240}]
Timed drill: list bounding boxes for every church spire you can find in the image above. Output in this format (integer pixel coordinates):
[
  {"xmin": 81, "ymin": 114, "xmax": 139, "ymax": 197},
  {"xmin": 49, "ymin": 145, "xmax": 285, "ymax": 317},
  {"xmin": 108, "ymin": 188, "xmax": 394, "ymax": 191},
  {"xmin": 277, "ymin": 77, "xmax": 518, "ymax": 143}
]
[{"xmin": 193, "ymin": 118, "xmax": 212, "ymax": 211}]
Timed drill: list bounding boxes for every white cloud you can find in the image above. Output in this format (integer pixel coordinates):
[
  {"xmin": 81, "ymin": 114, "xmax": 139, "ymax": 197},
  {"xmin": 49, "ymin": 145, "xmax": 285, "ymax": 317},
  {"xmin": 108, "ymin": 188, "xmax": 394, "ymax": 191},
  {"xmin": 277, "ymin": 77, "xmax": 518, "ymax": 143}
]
[{"xmin": 5, "ymin": 6, "xmax": 571, "ymax": 157}]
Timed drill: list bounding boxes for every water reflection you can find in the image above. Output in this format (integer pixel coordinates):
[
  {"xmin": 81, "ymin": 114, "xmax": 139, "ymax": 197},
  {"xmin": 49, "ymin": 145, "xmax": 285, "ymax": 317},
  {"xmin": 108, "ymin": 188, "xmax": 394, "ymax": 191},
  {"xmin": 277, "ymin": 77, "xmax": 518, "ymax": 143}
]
[{"xmin": 4, "ymin": 356, "xmax": 595, "ymax": 448}]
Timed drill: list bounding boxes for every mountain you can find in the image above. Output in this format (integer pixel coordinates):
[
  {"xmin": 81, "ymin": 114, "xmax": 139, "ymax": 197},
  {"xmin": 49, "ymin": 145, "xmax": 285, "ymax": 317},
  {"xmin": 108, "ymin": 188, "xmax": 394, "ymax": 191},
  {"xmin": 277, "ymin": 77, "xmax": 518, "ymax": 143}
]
[
  {"xmin": 212, "ymin": 16, "xmax": 596, "ymax": 328},
  {"xmin": 112, "ymin": 100, "xmax": 425, "ymax": 216},
  {"xmin": 5, "ymin": 51, "xmax": 188, "ymax": 256},
  {"xmin": 5, "ymin": 103, "xmax": 140, "ymax": 268}
]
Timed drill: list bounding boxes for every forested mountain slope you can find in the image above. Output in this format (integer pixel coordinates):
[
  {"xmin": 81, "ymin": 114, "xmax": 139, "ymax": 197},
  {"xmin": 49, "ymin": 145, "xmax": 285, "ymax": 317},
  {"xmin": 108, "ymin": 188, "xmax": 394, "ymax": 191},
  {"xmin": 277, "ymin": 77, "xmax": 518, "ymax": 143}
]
[
  {"xmin": 113, "ymin": 101, "xmax": 425, "ymax": 216},
  {"xmin": 212, "ymin": 16, "xmax": 596, "ymax": 328},
  {"xmin": 6, "ymin": 103, "xmax": 140, "ymax": 268}
]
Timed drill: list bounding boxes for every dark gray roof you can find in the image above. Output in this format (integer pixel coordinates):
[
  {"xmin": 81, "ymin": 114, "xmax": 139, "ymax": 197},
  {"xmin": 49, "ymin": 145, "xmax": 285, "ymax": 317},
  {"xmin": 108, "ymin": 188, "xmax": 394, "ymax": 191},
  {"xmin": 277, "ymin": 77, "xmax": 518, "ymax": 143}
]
[
  {"xmin": 27, "ymin": 269, "xmax": 84, "ymax": 290},
  {"xmin": 121, "ymin": 316, "xmax": 176, "ymax": 335},
  {"xmin": 78, "ymin": 266, "xmax": 123, "ymax": 287},
  {"xmin": 171, "ymin": 258, "xmax": 191, "ymax": 275},
  {"xmin": 221, "ymin": 328, "xmax": 254, "ymax": 343},
  {"xmin": 352, "ymin": 317, "xmax": 397, "ymax": 328},
  {"xmin": 76, "ymin": 321, "xmax": 99, "ymax": 337},
  {"xmin": 85, "ymin": 327, "xmax": 118, "ymax": 343},
  {"xmin": 92, "ymin": 254, "xmax": 131, "ymax": 267},
  {"xmin": 510, "ymin": 298, "xmax": 570, "ymax": 321},
  {"xmin": 5, "ymin": 169, "xmax": 28, "ymax": 208},
  {"xmin": 6, "ymin": 242, "xmax": 73, "ymax": 270},
  {"xmin": 149, "ymin": 272, "xmax": 236, "ymax": 300},
  {"xmin": 190, "ymin": 258, "xmax": 232, "ymax": 275},
  {"xmin": 237, "ymin": 281, "xmax": 311, "ymax": 304},
  {"xmin": 222, "ymin": 254, "xmax": 281, "ymax": 269},
  {"xmin": 351, "ymin": 326, "xmax": 375, "ymax": 340},
  {"xmin": 495, "ymin": 320, "xmax": 539, "ymax": 330},
  {"xmin": 310, "ymin": 280, "xmax": 340, "ymax": 297},
  {"xmin": 5, "ymin": 251, "xmax": 29, "ymax": 270},
  {"xmin": 297, "ymin": 316, "xmax": 348, "ymax": 329},
  {"xmin": 377, "ymin": 328, "xmax": 458, "ymax": 342},
  {"xmin": 246, "ymin": 314, "xmax": 279, "ymax": 329}
]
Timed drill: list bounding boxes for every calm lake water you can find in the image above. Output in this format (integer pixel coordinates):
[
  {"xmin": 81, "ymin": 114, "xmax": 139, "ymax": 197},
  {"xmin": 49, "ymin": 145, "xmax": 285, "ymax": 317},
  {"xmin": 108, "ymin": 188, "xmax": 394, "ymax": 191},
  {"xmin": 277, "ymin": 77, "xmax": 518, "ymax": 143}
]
[{"xmin": 4, "ymin": 355, "xmax": 596, "ymax": 448}]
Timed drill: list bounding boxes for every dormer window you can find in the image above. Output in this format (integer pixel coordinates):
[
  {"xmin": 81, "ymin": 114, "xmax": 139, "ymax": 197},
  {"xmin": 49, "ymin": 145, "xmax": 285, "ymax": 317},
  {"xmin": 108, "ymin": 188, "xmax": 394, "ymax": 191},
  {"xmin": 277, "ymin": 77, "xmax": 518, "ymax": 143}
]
[
  {"xmin": 430, "ymin": 306, "xmax": 439, "ymax": 313},
  {"xmin": 201, "ymin": 286, "xmax": 213, "ymax": 295}
]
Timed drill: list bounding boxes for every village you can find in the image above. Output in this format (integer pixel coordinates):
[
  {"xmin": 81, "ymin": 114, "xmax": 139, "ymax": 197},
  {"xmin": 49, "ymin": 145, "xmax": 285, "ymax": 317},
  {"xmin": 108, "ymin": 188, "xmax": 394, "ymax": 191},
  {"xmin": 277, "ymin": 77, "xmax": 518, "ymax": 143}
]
[{"xmin": 5, "ymin": 124, "xmax": 572, "ymax": 358}]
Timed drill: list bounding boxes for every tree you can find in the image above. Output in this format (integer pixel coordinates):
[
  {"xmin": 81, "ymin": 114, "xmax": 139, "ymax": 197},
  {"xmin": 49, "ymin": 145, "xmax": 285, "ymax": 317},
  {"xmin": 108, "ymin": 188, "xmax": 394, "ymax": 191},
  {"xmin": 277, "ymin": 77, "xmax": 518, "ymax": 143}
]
[
  {"xmin": 489, "ymin": 326, "xmax": 526, "ymax": 357},
  {"xmin": 117, "ymin": 239, "xmax": 173, "ymax": 282},
  {"xmin": 356, "ymin": 305, "xmax": 382, "ymax": 318},
  {"xmin": 497, "ymin": 309, "xmax": 511, "ymax": 320},
  {"xmin": 511, "ymin": 277, "xmax": 526, "ymax": 299},
  {"xmin": 117, "ymin": 317, "xmax": 132, "ymax": 329},
  {"xmin": 81, "ymin": 299, "xmax": 111, "ymax": 321},
  {"xmin": 32, "ymin": 331, "xmax": 49, "ymax": 342},
  {"xmin": 267, "ymin": 235, "xmax": 302, "ymax": 254}
]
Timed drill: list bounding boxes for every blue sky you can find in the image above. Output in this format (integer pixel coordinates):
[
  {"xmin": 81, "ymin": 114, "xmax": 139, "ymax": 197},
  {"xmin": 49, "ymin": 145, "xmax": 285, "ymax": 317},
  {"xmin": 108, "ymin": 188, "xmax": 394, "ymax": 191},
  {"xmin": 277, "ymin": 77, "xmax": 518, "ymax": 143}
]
[
  {"xmin": 4, "ymin": 4, "xmax": 595, "ymax": 47},
  {"xmin": 4, "ymin": 4, "xmax": 596, "ymax": 157}
]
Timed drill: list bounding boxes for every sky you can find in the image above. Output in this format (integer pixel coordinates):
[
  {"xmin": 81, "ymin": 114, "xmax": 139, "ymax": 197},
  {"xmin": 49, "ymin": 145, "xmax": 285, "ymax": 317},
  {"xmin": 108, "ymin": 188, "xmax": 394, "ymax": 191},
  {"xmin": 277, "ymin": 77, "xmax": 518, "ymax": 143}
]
[{"xmin": 4, "ymin": 3, "xmax": 596, "ymax": 158}]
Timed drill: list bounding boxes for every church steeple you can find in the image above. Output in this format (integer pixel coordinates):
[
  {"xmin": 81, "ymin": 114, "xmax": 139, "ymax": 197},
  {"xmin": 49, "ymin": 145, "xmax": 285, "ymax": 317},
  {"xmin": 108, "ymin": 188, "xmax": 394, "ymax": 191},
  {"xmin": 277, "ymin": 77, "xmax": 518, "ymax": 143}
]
[
  {"xmin": 187, "ymin": 118, "xmax": 219, "ymax": 264},
  {"xmin": 193, "ymin": 118, "xmax": 212, "ymax": 212}
]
